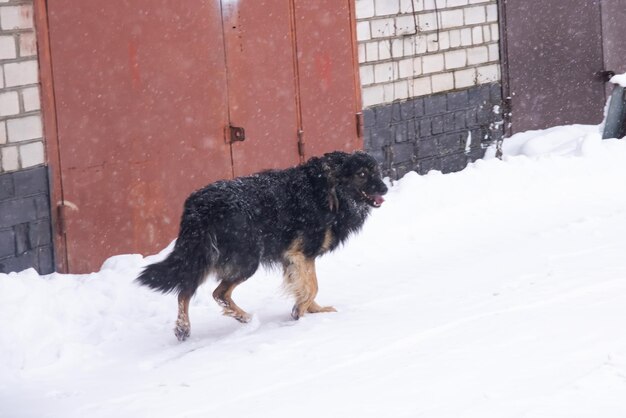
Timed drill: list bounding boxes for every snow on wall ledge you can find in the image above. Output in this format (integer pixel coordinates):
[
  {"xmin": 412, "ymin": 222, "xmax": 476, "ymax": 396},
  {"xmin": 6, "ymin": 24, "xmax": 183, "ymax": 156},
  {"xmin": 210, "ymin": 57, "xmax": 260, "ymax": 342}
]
[{"xmin": 356, "ymin": 0, "xmax": 501, "ymax": 108}]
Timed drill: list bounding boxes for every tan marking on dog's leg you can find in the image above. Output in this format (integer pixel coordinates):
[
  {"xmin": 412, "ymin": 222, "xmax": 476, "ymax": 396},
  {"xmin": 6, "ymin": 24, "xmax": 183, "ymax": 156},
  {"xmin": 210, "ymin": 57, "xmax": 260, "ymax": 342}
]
[
  {"xmin": 174, "ymin": 292, "xmax": 192, "ymax": 341},
  {"xmin": 320, "ymin": 228, "xmax": 334, "ymax": 253},
  {"xmin": 212, "ymin": 280, "xmax": 251, "ymax": 323},
  {"xmin": 283, "ymin": 240, "xmax": 335, "ymax": 320}
]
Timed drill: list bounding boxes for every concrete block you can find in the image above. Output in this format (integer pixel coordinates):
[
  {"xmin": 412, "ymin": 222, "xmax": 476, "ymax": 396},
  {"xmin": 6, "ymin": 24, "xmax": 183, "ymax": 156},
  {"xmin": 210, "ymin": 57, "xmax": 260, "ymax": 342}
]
[
  {"xmin": 476, "ymin": 63, "xmax": 500, "ymax": 83},
  {"xmin": 447, "ymin": 90, "xmax": 469, "ymax": 110},
  {"xmin": 486, "ymin": 3, "xmax": 498, "ymax": 22},
  {"xmin": 0, "ymin": 172, "xmax": 14, "ymax": 200},
  {"xmin": 365, "ymin": 41, "xmax": 378, "ymax": 62},
  {"xmin": 357, "ymin": 21, "xmax": 371, "ymax": 41},
  {"xmin": 412, "ymin": 76, "xmax": 432, "ymax": 96},
  {"xmin": 361, "ymin": 42, "xmax": 378, "ymax": 62},
  {"xmin": 440, "ymin": 9, "xmax": 463, "ymax": 29},
  {"xmin": 374, "ymin": 62, "xmax": 394, "ymax": 83},
  {"xmin": 356, "ymin": 0, "xmax": 375, "ymax": 19},
  {"xmin": 431, "ymin": 72, "xmax": 454, "ymax": 93},
  {"xmin": 418, "ymin": 12, "xmax": 437, "ymax": 31},
  {"xmin": 18, "ymin": 31, "xmax": 37, "ymax": 57},
  {"xmin": 0, "ymin": 35, "xmax": 16, "ymax": 59},
  {"xmin": 28, "ymin": 219, "xmax": 51, "ymax": 248},
  {"xmin": 449, "ymin": 29, "xmax": 461, "ymax": 48},
  {"xmin": 379, "ymin": 39, "xmax": 392, "ymax": 60},
  {"xmin": 0, "ymin": 196, "xmax": 37, "ymax": 227},
  {"xmin": 396, "ymin": 15, "xmax": 416, "ymax": 36},
  {"xmin": 7, "ymin": 115, "xmax": 42, "ymax": 143},
  {"xmin": 417, "ymin": 137, "xmax": 438, "ymax": 158},
  {"xmin": 488, "ymin": 43, "xmax": 499, "ymax": 61},
  {"xmin": 472, "ymin": 26, "xmax": 483, "ymax": 44},
  {"xmin": 0, "ymin": 5, "xmax": 34, "ymax": 30},
  {"xmin": 431, "ymin": 115, "xmax": 444, "ymax": 134},
  {"xmin": 444, "ymin": 49, "xmax": 466, "ymax": 69},
  {"xmin": 1, "ymin": 145, "xmax": 19, "ymax": 171},
  {"xmin": 375, "ymin": 0, "xmax": 400, "ymax": 16},
  {"xmin": 22, "ymin": 86, "xmax": 41, "ymax": 112},
  {"xmin": 13, "ymin": 166, "xmax": 47, "ymax": 196},
  {"xmin": 362, "ymin": 85, "xmax": 385, "ymax": 108},
  {"xmin": 422, "ymin": 53, "xmax": 444, "ymax": 74},
  {"xmin": 360, "ymin": 65, "xmax": 375, "ymax": 85},
  {"xmin": 0, "ymin": 91, "xmax": 19, "ymax": 117},
  {"xmin": 454, "ymin": 68, "xmax": 476, "ymax": 89},
  {"xmin": 0, "ymin": 228, "xmax": 14, "ymax": 258},
  {"xmin": 4, "ymin": 60, "xmax": 38, "ymax": 87},
  {"xmin": 424, "ymin": 94, "xmax": 447, "ymax": 115},
  {"xmin": 467, "ymin": 46, "xmax": 489, "ymax": 65},
  {"xmin": 371, "ymin": 18, "xmax": 395, "ymax": 38},
  {"xmin": 0, "ymin": 120, "xmax": 6, "ymax": 144},
  {"xmin": 464, "ymin": 5, "xmax": 486, "ymax": 25}
]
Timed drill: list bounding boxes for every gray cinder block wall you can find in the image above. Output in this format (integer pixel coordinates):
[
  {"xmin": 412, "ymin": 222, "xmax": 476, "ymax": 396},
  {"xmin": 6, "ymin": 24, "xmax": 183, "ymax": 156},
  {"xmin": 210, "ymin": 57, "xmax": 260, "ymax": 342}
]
[
  {"xmin": 356, "ymin": 0, "xmax": 504, "ymax": 178},
  {"xmin": 0, "ymin": 0, "xmax": 54, "ymax": 274}
]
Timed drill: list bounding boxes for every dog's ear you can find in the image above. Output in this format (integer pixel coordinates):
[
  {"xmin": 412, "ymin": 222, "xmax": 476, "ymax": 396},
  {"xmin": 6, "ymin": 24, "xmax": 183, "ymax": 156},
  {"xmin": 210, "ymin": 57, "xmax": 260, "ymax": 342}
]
[
  {"xmin": 322, "ymin": 151, "xmax": 350, "ymax": 170},
  {"xmin": 322, "ymin": 161, "xmax": 339, "ymax": 212}
]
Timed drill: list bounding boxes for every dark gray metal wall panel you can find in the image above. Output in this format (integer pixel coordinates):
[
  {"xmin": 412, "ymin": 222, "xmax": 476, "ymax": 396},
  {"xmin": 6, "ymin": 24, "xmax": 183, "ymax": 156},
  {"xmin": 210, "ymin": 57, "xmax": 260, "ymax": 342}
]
[
  {"xmin": 0, "ymin": 166, "xmax": 54, "ymax": 274},
  {"xmin": 602, "ymin": 0, "xmax": 626, "ymax": 74},
  {"xmin": 503, "ymin": 0, "xmax": 606, "ymax": 133},
  {"xmin": 364, "ymin": 83, "xmax": 503, "ymax": 179}
]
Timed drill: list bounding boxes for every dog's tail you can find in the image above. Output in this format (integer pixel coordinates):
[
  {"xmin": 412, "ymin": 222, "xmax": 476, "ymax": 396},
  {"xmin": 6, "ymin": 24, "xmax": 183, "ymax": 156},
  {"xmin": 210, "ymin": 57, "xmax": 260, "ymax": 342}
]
[{"xmin": 136, "ymin": 229, "xmax": 216, "ymax": 295}]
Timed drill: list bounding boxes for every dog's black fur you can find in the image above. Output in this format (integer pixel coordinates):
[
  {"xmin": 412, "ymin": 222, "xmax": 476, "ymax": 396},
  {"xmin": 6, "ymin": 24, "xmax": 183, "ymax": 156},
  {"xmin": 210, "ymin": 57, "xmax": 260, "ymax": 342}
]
[{"xmin": 136, "ymin": 151, "xmax": 387, "ymax": 340}]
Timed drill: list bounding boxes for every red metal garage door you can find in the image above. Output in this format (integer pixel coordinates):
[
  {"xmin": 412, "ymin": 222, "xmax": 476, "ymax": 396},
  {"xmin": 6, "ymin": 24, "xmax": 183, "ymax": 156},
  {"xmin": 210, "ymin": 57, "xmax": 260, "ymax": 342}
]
[
  {"xmin": 41, "ymin": 0, "xmax": 362, "ymax": 273},
  {"xmin": 294, "ymin": 0, "xmax": 362, "ymax": 156},
  {"xmin": 221, "ymin": 0, "xmax": 301, "ymax": 176},
  {"xmin": 45, "ymin": 1, "xmax": 233, "ymax": 273}
]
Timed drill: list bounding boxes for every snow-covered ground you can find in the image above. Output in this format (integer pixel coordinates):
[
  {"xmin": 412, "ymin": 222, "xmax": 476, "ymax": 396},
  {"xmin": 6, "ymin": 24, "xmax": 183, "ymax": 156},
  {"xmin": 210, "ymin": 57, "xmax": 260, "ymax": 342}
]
[{"xmin": 3, "ymin": 125, "xmax": 626, "ymax": 418}]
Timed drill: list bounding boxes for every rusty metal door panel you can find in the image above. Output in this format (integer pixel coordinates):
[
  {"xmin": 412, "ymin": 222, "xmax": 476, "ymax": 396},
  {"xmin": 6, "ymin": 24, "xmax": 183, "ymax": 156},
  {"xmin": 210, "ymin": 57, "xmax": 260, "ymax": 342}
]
[
  {"xmin": 294, "ymin": 0, "xmax": 362, "ymax": 157},
  {"xmin": 502, "ymin": 0, "xmax": 606, "ymax": 134},
  {"xmin": 221, "ymin": 0, "xmax": 300, "ymax": 176},
  {"xmin": 47, "ymin": 1, "xmax": 232, "ymax": 272}
]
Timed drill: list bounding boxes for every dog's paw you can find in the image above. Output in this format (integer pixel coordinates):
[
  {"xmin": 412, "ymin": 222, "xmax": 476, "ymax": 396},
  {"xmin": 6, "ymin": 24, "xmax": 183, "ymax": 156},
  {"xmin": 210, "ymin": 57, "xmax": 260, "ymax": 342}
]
[
  {"xmin": 223, "ymin": 308, "xmax": 252, "ymax": 324},
  {"xmin": 309, "ymin": 305, "xmax": 337, "ymax": 314},
  {"xmin": 233, "ymin": 312, "xmax": 252, "ymax": 324},
  {"xmin": 291, "ymin": 305, "xmax": 303, "ymax": 320},
  {"xmin": 174, "ymin": 322, "xmax": 190, "ymax": 342}
]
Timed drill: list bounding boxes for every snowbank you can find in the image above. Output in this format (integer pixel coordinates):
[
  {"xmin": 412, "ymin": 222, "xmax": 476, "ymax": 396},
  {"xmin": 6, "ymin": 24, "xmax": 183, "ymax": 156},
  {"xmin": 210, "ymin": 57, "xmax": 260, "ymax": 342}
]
[{"xmin": 2, "ymin": 125, "xmax": 626, "ymax": 418}]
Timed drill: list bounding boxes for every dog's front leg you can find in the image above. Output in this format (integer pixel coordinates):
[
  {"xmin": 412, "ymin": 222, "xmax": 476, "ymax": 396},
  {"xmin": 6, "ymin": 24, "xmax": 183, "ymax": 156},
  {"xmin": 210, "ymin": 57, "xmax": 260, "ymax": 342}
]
[{"xmin": 284, "ymin": 256, "xmax": 335, "ymax": 320}]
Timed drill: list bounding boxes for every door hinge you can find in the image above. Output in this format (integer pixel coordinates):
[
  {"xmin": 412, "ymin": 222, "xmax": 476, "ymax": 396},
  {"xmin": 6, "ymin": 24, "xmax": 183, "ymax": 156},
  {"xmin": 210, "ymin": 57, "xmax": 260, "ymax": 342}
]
[
  {"xmin": 57, "ymin": 203, "xmax": 67, "ymax": 235},
  {"xmin": 297, "ymin": 129, "xmax": 305, "ymax": 160},
  {"xmin": 227, "ymin": 125, "xmax": 246, "ymax": 143},
  {"xmin": 56, "ymin": 201, "xmax": 78, "ymax": 236},
  {"xmin": 356, "ymin": 112, "xmax": 364, "ymax": 139}
]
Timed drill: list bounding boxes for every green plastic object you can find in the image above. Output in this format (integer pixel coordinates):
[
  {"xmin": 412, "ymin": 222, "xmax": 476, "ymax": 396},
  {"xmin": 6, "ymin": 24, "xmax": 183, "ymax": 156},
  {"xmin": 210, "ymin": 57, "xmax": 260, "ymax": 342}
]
[{"xmin": 602, "ymin": 85, "xmax": 626, "ymax": 139}]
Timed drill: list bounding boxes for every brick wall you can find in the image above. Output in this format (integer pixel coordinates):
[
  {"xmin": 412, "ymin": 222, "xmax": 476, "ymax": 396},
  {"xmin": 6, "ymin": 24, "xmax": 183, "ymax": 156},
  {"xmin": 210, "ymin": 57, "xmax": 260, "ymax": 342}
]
[
  {"xmin": 0, "ymin": 0, "xmax": 53, "ymax": 274},
  {"xmin": 0, "ymin": 0, "xmax": 43, "ymax": 173},
  {"xmin": 356, "ymin": 0, "xmax": 503, "ymax": 177}
]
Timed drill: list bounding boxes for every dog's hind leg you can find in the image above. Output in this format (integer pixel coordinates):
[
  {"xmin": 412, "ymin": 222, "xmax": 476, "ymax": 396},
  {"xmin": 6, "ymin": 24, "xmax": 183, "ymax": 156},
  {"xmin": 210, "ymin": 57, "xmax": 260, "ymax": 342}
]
[
  {"xmin": 174, "ymin": 289, "xmax": 193, "ymax": 341},
  {"xmin": 283, "ymin": 252, "xmax": 336, "ymax": 320},
  {"xmin": 212, "ymin": 279, "xmax": 251, "ymax": 323}
]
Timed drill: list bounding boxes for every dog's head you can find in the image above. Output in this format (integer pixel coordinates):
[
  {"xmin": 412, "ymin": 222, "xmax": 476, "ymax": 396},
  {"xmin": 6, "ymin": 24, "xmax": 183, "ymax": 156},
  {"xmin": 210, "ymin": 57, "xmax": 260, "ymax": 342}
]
[{"xmin": 323, "ymin": 151, "xmax": 388, "ymax": 208}]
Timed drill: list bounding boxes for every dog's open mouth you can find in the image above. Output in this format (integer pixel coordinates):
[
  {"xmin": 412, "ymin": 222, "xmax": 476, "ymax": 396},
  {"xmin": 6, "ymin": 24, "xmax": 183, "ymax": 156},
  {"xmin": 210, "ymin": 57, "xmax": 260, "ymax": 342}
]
[{"xmin": 361, "ymin": 191, "xmax": 385, "ymax": 208}]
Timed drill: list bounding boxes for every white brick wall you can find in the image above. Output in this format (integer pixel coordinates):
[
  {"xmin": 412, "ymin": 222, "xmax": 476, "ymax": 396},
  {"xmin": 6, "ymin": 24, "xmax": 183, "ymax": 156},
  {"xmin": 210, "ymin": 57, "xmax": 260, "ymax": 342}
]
[
  {"xmin": 356, "ymin": 0, "xmax": 501, "ymax": 107},
  {"xmin": 0, "ymin": 0, "xmax": 44, "ymax": 173}
]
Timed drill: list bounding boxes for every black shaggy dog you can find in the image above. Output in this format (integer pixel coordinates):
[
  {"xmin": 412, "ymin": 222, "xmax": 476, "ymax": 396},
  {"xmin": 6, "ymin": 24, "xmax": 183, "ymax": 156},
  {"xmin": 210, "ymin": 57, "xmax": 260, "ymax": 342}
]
[{"xmin": 137, "ymin": 151, "xmax": 388, "ymax": 341}]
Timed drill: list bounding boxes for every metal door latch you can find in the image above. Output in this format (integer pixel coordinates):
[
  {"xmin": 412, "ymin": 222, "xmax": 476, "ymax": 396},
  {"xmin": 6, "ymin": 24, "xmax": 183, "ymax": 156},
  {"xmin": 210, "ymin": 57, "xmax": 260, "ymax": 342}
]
[{"xmin": 228, "ymin": 125, "xmax": 246, "ymax": 143}]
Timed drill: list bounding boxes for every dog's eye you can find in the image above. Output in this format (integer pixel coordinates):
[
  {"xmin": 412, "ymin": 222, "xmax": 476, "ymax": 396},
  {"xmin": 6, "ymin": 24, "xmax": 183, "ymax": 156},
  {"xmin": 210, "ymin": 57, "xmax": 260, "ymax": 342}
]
[{"xmin": 358, "ymin": 171, "xmax": 366, "ymax": 178}]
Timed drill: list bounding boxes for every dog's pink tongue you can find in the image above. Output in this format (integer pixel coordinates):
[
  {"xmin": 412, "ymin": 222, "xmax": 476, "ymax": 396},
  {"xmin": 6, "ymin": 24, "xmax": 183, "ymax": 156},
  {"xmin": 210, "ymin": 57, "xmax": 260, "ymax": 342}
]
[{"xmin": 374, "ymin": 195, "xmax": 385, "ymax": 206}]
